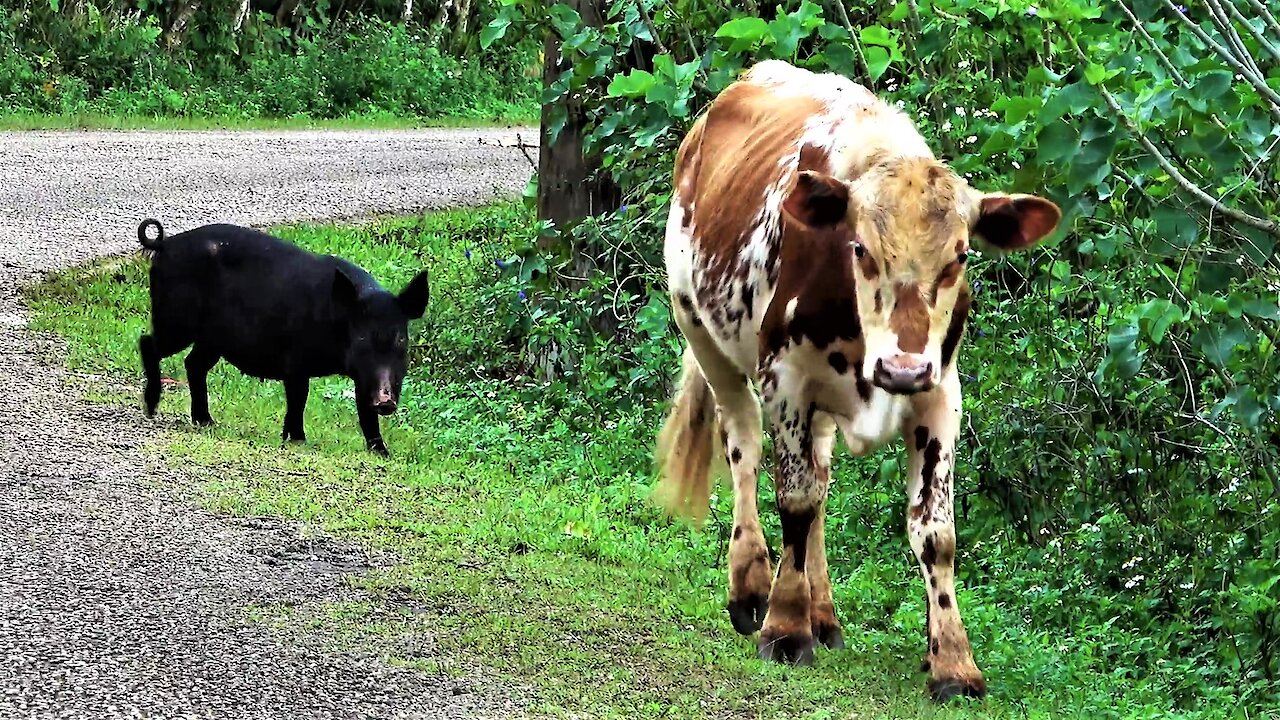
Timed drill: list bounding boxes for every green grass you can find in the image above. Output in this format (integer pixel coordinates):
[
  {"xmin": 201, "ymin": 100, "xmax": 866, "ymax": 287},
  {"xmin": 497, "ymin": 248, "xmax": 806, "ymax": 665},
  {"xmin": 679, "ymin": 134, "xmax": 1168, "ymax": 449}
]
[
  {"xmin": 22, "ymin": 204, "xmax": 1238, "ymax": 719},
  {"xmin": 0, "ymin": 112, "xmax": 537, "ymax": 132}
]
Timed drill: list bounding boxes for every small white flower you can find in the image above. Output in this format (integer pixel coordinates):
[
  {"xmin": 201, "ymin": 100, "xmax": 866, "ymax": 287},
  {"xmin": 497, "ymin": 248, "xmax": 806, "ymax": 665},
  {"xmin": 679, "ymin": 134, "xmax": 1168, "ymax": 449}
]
[
  {"xmin": 958, "ymin": 60, "xmax": 971, "ymax": 69},
  {"xmin": 955, "ymin": 106, "xmax": 967, "ymax": 117},
  {"xmin": 1012, "ymin": 161, "xmax": 1021, "ymax": 169},
  {"xmin": 942, "ymin": 120, "xmax": 952, "ymax": 132},
  {"xmin": 1180, "ymin": 581, "xmax": 1195, "ymax": 590}
]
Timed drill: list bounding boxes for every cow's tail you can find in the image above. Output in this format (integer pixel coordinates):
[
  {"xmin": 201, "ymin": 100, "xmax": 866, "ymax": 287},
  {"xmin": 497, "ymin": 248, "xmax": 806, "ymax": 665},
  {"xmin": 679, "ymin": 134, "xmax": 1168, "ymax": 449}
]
[
  {"xmin": 137, "ymin": 219, "xmax": 165, "ymax": 252},
  {"xmin": 653, "ymin": 345, "xmax": 722, "ymax": 525}
]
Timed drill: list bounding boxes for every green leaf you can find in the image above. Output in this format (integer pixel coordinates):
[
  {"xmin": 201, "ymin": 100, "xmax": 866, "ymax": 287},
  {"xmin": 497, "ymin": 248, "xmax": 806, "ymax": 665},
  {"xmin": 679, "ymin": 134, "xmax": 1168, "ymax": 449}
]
[
  {"xmin": 1199, "ymin": 71, "xmax": 1234, "ymax": 100},
  {"xmin": 1242, "ymin": 297, "xmax": 1280, "ymax": 321},
  {"xmin": 860, "ymin": 25, "xmax": 894, "ymax": 47},
  {"xmin": 715, "ymin": 16, "xmax": 771, "ymax": 53},
  {"xmin": 606, "ymin": 69, "xmax": 657, "ymax": 98},
  {"xmin": 49, "ymin": 0, "xmax": 59, "ymax": 10},
  {"xmin": 1084, "ymin": 63, "xmax": 1107, "ymax": 85},
  {"xmin": 1134, "ymin": 298, "xmax": 1185, "ymax": 345},
  {"xmin": 1192, "ymin": 320, "xmax": 1252, "ymax": 368},
  {"xmin": 864, "ymin": 46, "xmax": 891, "ymax": 80},
  {"xmin": 1037, "ymin": 120, "xmax": 1081, "ymax": 163},
  {"xmin": 479, "ymin": 17, "xmax": 511, "ymax": 49}
]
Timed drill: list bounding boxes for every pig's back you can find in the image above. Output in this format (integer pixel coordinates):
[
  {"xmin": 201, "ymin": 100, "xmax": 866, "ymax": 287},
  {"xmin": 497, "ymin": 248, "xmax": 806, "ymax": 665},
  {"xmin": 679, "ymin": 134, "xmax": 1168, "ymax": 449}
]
[{"xmin": 149, "ymin": 224, "xmax": 349, "ymax": 380}]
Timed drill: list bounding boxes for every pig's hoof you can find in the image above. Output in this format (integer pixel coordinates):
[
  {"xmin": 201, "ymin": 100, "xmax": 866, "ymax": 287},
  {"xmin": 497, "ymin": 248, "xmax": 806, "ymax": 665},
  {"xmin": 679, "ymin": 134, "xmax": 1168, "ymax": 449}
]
[
  {"xmin": 193, "ymin": 416, "xmax": 215, "ymax": 428},
  {"xmin": 281, "ymin": 430, "xmax": 306, "ymax": 444},
  {"xmin": 367, "ymin": 439, "xmax": 390, "ymax": 457}
]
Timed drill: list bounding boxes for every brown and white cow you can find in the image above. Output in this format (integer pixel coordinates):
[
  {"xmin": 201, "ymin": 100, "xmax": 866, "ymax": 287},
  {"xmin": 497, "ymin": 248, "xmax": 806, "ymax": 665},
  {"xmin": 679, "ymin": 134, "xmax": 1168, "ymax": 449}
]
[{"xmin": 654, "ymin": 60, "xmax": 1061, "ymax": 701}]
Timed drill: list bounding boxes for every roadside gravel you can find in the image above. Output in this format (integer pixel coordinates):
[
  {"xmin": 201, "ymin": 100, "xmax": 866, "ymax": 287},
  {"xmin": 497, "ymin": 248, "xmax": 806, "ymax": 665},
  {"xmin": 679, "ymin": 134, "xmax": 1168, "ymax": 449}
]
[{"xmin": 0, "ymin": 127, "xmax": 536, "ymax": 720}]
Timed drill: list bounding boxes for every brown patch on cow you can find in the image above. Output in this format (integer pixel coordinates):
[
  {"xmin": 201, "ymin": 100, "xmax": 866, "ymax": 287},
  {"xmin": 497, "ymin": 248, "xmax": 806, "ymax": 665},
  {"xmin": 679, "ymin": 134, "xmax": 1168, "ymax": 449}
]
[
  {"xmin": 681, "ymin": 80, "xmax": 825, "ymax": 285},
  {"xmin": 938, "ymin": 593, "xmax": 952, "ymax": 609},
  {"xmin": 941, "ymin": 285, "xmax": 971, "ymax": 368},
  {"xmin": 873, "ymin": 289, "xmax": 883, "ymax": 313},
  {"xmin": 760, "ymin": 209, "xmax": 864, "ymax": 356},
  {"xmin": 733, "ymin": 525, "xmax": 743, "ymax": 540},
  {"xmin": 918, "ymin": 438, "xmax": 942, "ymax": 519},
  {"xmin": 914, "ymin": 425, "xmax": 929, "ymax": 451},
  {"xmin": 797, "ymin": 142, "xmax": 832, "ymax": 174},
  {"xmin": 931, "ymin": 638, "xmax": 940, "ymax": 655},
  {"xmin": 892, "ymin": 283, "xmax": 928, "ymax": 353}
]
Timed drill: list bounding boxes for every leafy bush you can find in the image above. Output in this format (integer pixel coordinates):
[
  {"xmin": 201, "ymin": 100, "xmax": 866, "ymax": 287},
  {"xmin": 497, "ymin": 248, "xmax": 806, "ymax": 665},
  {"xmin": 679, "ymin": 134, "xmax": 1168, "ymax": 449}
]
[
  {"xmin": 0, "ymin": 3, "xmax": 538, "ymax": 121},
  {"xmin": 481, "ymin": 0, "xmax": 1280, "ymax": 709}
]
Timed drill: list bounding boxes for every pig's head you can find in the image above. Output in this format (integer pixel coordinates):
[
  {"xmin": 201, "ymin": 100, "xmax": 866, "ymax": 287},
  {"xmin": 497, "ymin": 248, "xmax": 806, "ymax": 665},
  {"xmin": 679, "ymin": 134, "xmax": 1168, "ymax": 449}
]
[{"xmin": 333, "ymin": 267, "xmax": 430, "ymax": 415}]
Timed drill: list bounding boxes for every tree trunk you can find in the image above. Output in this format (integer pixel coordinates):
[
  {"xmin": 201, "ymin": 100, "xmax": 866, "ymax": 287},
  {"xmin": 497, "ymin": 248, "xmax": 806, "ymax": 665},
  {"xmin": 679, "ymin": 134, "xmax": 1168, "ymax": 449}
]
[
  {"xmin": 164, "ymin": 0, "xmax": 201, "ymax": 52},
  {"xmin": 275, "ymin": 0, "xmax": 302, "ymax": 27},
  {"xmin": 233, "ymin": 0, "xmax": 252, "ymax": 31},
  {"xmin": 427, "ymin": 0, "xmax": 452, "ymax": 44},
  {"xmin": 450, "ymin": 0, "xmax": 472, "ymax": 49},
  {"xmin": 536, "ymin": 0, "xmax": 620, "ymax": 233},
  {"xmin": 401, "ymin": 0, "xmax": 413, "ymax": 23}
]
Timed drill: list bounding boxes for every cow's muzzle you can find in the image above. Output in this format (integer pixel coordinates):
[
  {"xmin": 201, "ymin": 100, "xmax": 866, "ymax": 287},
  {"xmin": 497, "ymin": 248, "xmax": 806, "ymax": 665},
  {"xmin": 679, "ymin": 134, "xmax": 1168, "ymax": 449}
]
[{"xmin": 872, "ymin": 354, "xmax": 934, "ymax": 394}]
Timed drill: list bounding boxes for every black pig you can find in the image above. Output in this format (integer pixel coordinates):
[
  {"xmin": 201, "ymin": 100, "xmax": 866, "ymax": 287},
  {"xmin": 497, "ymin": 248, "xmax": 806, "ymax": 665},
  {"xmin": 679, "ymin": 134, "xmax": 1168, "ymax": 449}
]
[{"xmin": 136, "ymin": 219, "xmax": 429, "ymax": 456}]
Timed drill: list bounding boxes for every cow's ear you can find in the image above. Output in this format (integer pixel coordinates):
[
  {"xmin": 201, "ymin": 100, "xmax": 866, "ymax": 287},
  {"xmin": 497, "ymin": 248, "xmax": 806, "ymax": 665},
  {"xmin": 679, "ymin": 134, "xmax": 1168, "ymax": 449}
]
[
  {"xmin": 972, "ymin": 192, "xmax": 1062, "ymax": 251},
  {"xmin": 783, "ymin": 171, "xmax": 850, "ymax": 228}
]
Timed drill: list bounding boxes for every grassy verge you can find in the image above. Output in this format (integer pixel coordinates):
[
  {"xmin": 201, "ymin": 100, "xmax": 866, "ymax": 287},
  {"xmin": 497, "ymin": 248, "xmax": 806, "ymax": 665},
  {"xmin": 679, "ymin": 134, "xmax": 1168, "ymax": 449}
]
[
  {"xmin": 23, "ymin": 204, "xmax": 1231, "ymax": 719},
  {"xmin": 0, "ymin": 113, "xmax": 537, "ymax": 132}
]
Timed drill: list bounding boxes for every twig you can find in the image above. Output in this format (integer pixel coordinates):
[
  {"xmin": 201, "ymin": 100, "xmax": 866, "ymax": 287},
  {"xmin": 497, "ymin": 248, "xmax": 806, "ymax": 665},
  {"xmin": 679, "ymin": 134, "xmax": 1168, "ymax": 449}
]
[
  {"xmin": 1244, "ymin": 0, "xmax": 1280, "ymax": 37},
  {"xmin": 1224, "ymin": 0, "xmax": 1280, "ymax": 62},
  {"xmin": 1092, "ymin": 74, "xmax": 1279, "ymax": 237},
  {"xmin": 515, "ymin": 132, "xmax": 538, "ymax": 170},
  {"xmin": 1204, "ymin": 0, "xmax": 1262, "ymax": 76},
  {"xmin": 635, "ymin": 1, "xmax": 671, "ymax": 57},
  {"xmin": 1159, "ymin": 0, "xmax": 1280, "ymax": 122},
  {"xmin": 825, "ymin": 0, "xmax": 874, "ymax": 85},
  {"xmin": 1116, "ymin": 0, "xmax": 1186, "ymax": 85}
]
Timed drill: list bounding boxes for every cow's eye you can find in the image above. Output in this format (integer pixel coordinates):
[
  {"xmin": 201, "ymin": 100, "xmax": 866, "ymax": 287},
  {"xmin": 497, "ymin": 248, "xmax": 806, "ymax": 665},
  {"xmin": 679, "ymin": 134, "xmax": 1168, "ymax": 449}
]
[
  {"xmin": 956, "ymin": 251, "xmax": 969, "ymax": 265},
  {"xmin": 853, "ymin": 242, "xmax": 867, "ymax": 259}
]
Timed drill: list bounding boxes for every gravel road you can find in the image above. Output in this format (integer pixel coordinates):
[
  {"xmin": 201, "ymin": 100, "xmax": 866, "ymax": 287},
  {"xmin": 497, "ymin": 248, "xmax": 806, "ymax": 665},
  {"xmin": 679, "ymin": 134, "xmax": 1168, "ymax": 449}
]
[{"xmin": 0, "ymin": 128, "xmax": 536, "ymax": 719}]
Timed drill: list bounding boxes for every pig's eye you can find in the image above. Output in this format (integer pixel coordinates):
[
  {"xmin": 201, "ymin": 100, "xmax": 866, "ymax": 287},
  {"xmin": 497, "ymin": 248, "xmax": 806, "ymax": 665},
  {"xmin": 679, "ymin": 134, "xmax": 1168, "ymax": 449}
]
[{"xmin": 394, "ymin": 335, "xmax": 406, "ymax": 348}]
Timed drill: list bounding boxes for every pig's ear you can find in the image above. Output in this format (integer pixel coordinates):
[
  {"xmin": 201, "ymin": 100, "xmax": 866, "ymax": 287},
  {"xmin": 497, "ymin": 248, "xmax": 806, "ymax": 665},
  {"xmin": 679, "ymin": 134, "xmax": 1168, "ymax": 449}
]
[
  {"xmin": 332, "ymin": 267, "xmax": 361, "ymax": 311},
  {"xmin": 397, "ymin": 270, "xmax": 430, "ymax": 320}
]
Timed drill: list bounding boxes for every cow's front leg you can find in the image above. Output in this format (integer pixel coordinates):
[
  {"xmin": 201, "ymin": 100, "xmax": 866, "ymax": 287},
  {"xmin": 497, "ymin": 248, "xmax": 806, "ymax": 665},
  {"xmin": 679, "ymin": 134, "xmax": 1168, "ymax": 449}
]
[
  {"xmin": 907, "ymin": 372, "xmax": 984, "ymax": 701},
  {"xmin": 807, "ymin": 412, "xmax": 843, "ymax": 649},
  {"xmin": 757, "ymin": 393, "xmax": 827, "ymax": 665}
]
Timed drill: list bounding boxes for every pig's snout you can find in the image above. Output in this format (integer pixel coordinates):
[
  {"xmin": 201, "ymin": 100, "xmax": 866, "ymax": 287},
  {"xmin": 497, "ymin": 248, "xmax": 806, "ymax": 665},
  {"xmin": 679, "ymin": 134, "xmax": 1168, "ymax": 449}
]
[{"xmin": 372, "ymin": 386, "xmax": 398, "ymax": 415}]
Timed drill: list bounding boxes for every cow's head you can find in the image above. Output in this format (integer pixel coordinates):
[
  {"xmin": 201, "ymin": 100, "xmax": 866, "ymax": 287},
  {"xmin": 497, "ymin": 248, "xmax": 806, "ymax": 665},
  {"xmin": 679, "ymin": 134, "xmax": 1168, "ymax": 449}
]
[{"xmin": 782, "ymin": 157, "xmax": 1060, "ymax": 395}]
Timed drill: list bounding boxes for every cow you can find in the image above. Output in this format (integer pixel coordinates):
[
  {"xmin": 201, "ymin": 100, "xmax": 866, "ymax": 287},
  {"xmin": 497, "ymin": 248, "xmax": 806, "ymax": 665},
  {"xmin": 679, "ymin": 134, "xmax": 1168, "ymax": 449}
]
[{"xmin": 653, "ymin": 59, "xmax": 1061, "ymax": 702}]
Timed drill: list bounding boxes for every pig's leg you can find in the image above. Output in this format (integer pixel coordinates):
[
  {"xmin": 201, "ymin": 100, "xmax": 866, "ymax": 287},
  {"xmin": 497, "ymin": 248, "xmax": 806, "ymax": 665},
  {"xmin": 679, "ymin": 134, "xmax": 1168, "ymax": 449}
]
[
  {"xmin": 282, "ymin": 376, "xmax": 309, "ymax": 443},
  {"xmin": 140, "ymin": 333, "xmax": 189, "ymax": 416},
  {"xmin": 357, "ymin": 401, "xmax": 389, "ymax": 456},
  {"xmin": 184, "ymin": 344, "xmax": 220, "ymax": 427}
]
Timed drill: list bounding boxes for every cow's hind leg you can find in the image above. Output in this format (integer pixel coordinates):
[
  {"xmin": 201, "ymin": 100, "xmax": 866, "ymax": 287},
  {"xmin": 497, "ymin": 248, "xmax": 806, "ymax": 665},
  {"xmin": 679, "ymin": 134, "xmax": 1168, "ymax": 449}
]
[{"xmin": 667, "ymin": 299, "xmax": 773, "ymax": 636}]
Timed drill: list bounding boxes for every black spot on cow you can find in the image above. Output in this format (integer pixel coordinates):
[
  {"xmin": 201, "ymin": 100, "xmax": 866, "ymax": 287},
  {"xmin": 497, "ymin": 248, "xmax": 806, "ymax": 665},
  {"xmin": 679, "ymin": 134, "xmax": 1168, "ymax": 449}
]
[
  {"xmin": 938, "ymin": 593, "xmax": 952, "ymax": 609},
  {"xmin": 922, "ymin": 536, "xmax": 938, "ymax": 567},
  {"xmin": 914, "ymin": 426, "xmax": 929, "ymax": 451},
  {"xmin": 778, "ymin": 506, "xmax": 816, "ymax": 571},
  {"xmin": 828, "ymin": 351, "xmax": 848, "ymax": 374},
  {"xmin": 942, "ymin": 285, "xmax": 972, "ymax": 368},
  {"xmin": 919, "ymin": 438, "xmax": 942, "ymax": 516},
  {"xmin": 874, "ymin": 289, "xmax": 883, "ymax": 313},
  {"xmin": 677, "ymin": 293, "xmax": 694, "ymax": 310},
  {"xmin": 741, "ymin": 283, "xmax": 755, "ymax": 319},
  {"xmin": 730, "ymin": 447, "xmax": 743, "ymax": 464},
  {"xmin": 856, "ymin": 374, "xmax": 871, "ymax": 401},
  {"xmin": 931, "ymin": 638, "xmax": 940, "ymax": 655},
  {"xmin": 733, "ymin": 525, "xmax": 743, "ymax": 540}
]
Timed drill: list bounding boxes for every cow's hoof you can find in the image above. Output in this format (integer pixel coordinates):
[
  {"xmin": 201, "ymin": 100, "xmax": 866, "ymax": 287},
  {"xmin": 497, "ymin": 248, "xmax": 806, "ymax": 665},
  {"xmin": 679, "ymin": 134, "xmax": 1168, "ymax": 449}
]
[
  {"xmin": 813, "ymin": 621, "xmax": 844, "ymax": 650},
  {"xmin": 727, "ymin": 594, "xmax": 768, "ymax": 635},
  {"xmin": 927, "ymin": 676, "xmax": 986, "ymax": 703},
  {"xmin": 757, "ymin": 630, "xmax": 815, "ymax": 666}
]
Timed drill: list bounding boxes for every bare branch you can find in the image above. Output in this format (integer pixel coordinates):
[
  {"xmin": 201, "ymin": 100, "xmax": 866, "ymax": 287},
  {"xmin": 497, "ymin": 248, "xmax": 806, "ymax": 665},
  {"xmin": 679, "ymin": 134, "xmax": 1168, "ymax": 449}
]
[
  {"xmin": 825, "ymin": 0, "xmax": 873, "ymax": 84},
  {"xmin": 1224, "ymin": 0, "xmax": 1280, "ymax": 62},
  {"xmin": 1095, "ymin": 80, "xmax": 1279, "ymax": 238},
  {"xmin": 515, "ymin": 133, "xmax": 539, "ymax": 170},
  {"xmin": 1159, "ymin": 0, "xmax": 1280, "ymax": 121},
  {"xmin": 1204, "ymin": 0, "xmax": 1261, "ymax": 76},
  {"xmin": 1116, "ymin": 0, "xmax": 1186, "ymax": 84},
  {"xmin": 636, "ymin": 2, "xmax": 671, "ymax": 57},
  {"xmin": 1244, "ymin": 0, "xmax": 1280, "ymax": 38}
]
